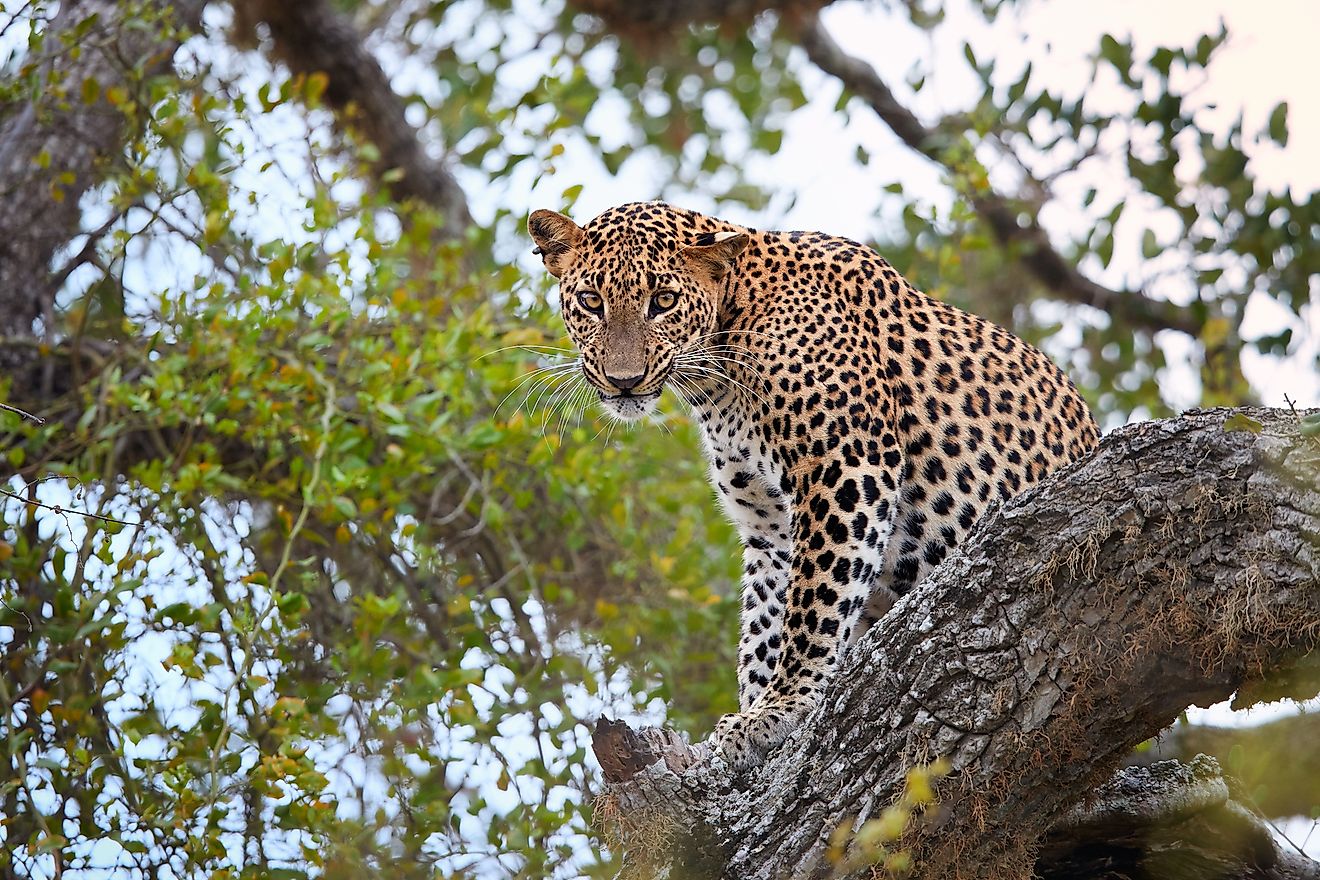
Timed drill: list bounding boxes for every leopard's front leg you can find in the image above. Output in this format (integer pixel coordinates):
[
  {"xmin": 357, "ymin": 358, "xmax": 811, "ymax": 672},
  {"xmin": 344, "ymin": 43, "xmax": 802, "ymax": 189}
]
[
  {"xmin": 712, "ymin": 461, "xmax": 899, "ymax": 770},
  {"xmin": 736, "ymin": 534, "xmax": 791, "ymax": 710}
]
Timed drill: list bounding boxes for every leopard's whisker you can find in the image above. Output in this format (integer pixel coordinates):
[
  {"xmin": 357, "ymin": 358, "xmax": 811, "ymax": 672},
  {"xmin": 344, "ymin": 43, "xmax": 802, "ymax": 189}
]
[
  {"xmin": 523, "ymin": 367, "xmax": 582, "ymax": 422},
  {"xmin": 678, "ymin": 353, "xmax": 759, "ymax": 377},
  {"xmin": 676, "ymin": 361, "xmax": 770, "ymax": 409},
  {"xmin": 674, "ymin": 366, "xmax": 738, "ymax": 408},
  {"xmin": 690, "ymin": 328, "xmax": 780, "ymax": 346},
  {"xmin": 496, "ymin": 361, "xmax": 582, "ymax": 417},
  {"xmin": 510, "ymin": 370, "xmax": 580, "ymax": 424},
  {"xmin": 474, "ymin": 343, "xmax": 577, "ymax": 363},
  {"xmin": 674, "ymin": 373, "xmax": 721, "ymax": 413},
  {"xmin": 538, "ymin": 374, "xmax": 587, "ymax": 451},
  {"xmin": 557, "ymin": 376, "xmax": 595, "ymax": 441}
]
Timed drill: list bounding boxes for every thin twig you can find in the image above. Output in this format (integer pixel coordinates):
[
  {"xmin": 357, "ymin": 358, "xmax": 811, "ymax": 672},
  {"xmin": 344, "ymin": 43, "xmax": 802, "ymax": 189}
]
[
  {"xmin": 0, "ymin": 487, "xmax": 137, "ymax": 526},
  {"xmin": 0, "ymin": 401, "xmax": 45, "ymax": 424}
]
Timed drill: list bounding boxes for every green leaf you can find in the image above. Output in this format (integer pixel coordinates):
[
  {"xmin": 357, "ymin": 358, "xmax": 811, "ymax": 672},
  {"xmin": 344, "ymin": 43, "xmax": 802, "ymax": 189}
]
[
  {"xmin": 1223, "ymin": 413, "xmax": 1263, "ymax": 434},
  {"xmin": 1099, "ymin": 34, "xmax": 1134, "ymax": 84},
  {"xmin": 1267, "ymin": 101, "xmax": 1288, "ymax": 146},
  {"xmin": 331, "ymin": 495, "xmax": 357, "ymax": 519},
  {"xmin": 1007, "ymin": 62, "xmax": 1032, "ymax": 103},
  {"xmin": 1149, "ymin": 47, "xmax": 1176, "ymax": 78},
  {"xmin": 1096, "ymin": 230, "xmax": 1115, "ymax": 268},
  {"xmin": 1141, "ymin": 229, "xmax": 1159, "ymax": 259},
  {"xmin": 278, "ymin": 592, "xmax": 310, "ymax": 617}
]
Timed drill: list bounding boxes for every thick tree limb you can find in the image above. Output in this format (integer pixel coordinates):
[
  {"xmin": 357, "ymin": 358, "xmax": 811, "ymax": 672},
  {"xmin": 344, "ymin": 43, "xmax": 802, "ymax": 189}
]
[
  {"xmin": 1041, "ymin": 756, "xmax": 1319, "ymax": 880},
  {"xmin": 232, "ymin": 0, "xmax": 470, "ymax": 236},
  {"xmin": 0, "ymin": 0, "xmax": 202, "ymax": 361},
  {"xmin": 1125, "ymin": 713, "xmax": 1320, "ymax": 820},
  {"xmin": 796, "ymin": 17, "xmax": 1202, "ymax": 339},
  {"xmin": 591, "ymin": 407, "xmax": 1320, "ymax": 879}
]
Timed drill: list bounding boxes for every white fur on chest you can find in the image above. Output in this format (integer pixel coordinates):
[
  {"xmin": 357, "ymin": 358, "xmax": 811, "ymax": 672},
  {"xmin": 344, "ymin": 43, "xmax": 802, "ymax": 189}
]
[
  {"xmin": 696, "ymin": 404, "xmax": 790, "ymax": 546},
  {"xmin": 694, "ymin": 395, "xmax": 793, "ymax": 707}
]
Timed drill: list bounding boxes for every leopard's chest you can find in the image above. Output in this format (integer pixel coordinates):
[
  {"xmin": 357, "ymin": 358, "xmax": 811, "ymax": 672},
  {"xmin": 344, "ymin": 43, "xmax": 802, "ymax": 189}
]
[{"xmin": 694, "ymin": 396, "xmax": 791, "ymax": 546}]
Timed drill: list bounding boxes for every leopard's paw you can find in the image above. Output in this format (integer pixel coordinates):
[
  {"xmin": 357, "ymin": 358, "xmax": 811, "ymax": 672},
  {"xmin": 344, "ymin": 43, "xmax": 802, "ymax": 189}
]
[{"xmin": 708, "ymin": 698, "xmax": 804, "ymax": 771}]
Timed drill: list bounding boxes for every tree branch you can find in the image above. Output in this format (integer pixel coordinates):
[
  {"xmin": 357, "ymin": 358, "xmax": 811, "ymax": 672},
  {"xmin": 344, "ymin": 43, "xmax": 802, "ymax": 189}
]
[
  {"xmin": 0, "ymin": 0, "xmax": 203, "ymax": 362},
  {"xmin": 1125, "ymin": 713, "xmax": 1320, "ymax": 820},
  {"xmin": 232, "ymin": 0, "xmax": 470, "ymax": 237},
  {"xmin": 1041, "ymin": 756, "xmax": 1319, "ymax": 880},
  {"xmin": 569, "ymin": 0, "xmax": 831, "ymax": 32},
  {"xmin": 592, "ymin": 407, "xmax": 1320, "ymax": 879},
  {"xmin": 796, "ymin": 16, "xmax": 1202, "ymax": 339}
]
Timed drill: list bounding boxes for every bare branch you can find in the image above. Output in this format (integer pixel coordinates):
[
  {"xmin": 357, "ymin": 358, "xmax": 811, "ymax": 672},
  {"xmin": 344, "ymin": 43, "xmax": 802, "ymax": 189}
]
[
  {"xmin": 796, "ymin": 16, "xmax": 1202, "ymax": 339},
  {"xmin": 0, "ymin": 402, "xmax": 45, "ymax": 424},
  {"xmin": 232, "ymin": 0, "xmax": 471, "ymax": 237},
  {"xmin": 0, "ymin": 487, "xmax": 139, "ymax": 527}
]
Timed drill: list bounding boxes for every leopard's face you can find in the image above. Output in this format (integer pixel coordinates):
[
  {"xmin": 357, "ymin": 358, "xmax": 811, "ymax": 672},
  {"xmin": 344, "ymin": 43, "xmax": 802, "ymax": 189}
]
[
  {"xmin": 528, "ymin": 203, "xmax": 748, "ymax": 422},
  {"xmin": 557, "ymin": 257, "xmax": 718, "ymax": 421}
]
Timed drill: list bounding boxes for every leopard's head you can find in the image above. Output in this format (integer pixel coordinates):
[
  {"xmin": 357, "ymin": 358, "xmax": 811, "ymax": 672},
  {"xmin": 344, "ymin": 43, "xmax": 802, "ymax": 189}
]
[{"xmin": 528, "ymin": 202, "xmax": 748, "ymax": 421}]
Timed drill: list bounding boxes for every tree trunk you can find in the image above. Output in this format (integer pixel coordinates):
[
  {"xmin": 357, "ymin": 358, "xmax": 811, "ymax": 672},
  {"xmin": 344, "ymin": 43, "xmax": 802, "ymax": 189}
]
[{"xmin": 591, "ymin": 407, "xmax": 1320, "ymax": 879}]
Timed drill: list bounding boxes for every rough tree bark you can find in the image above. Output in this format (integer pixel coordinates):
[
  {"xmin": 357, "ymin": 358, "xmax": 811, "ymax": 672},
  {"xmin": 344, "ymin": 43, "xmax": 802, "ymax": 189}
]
[{"xmin": 591, "ymin": 407, "xmax": 1320, "ymax": 880}]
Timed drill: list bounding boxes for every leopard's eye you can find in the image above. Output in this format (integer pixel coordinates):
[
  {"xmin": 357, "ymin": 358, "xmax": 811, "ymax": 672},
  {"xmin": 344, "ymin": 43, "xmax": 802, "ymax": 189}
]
[
  {"xmin": 577, "ymin": 290, "xmax": 604, "ymax": 315},
  {"xmin": 650, "ymin": 290, "xmax": 679, "ymax": 317}
]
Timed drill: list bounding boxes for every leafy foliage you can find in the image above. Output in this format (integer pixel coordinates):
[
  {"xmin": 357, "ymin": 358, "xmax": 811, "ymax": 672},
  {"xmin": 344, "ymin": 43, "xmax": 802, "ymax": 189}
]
[{"xmin": 0, "ymin": 0, "xmax": 1315, "ymax": 877}]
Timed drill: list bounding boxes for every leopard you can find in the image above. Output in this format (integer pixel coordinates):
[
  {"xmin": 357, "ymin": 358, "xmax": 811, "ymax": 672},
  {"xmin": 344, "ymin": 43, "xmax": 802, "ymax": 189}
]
[{"xmin": 528, "ymin": 201, "xmax": 1099, "ymax": 771}]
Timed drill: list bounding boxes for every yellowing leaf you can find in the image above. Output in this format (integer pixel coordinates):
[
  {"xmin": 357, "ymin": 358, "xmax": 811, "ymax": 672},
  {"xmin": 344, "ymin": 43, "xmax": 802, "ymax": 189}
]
[
  {"xmin": 304, "ymin": 71, "xmax": 328, "ymax": 105},
  {"xmin": 905, "ymin": 767, "xmax": 935, "ymax": 804},
  {"xmin": 500, "ymin": 327, "xmax": 546, "ymax": 349},
  {"xmin": 1201, "ymin": 317, "xmax": 1231, "ymax": 349},
  {"xmin": 30, "ymin": 688, "xmax": 50, "ymax": 715},
  {"xmin": 1223, "ymin": 413, "xmax": 1262, "ymax": 434}
]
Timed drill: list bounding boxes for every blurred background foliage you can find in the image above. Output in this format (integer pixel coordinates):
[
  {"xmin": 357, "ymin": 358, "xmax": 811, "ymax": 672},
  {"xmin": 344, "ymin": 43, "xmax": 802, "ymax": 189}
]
[{"xmin": 0, "ymin": 0, "xmax": 1315, "ymax": 877}]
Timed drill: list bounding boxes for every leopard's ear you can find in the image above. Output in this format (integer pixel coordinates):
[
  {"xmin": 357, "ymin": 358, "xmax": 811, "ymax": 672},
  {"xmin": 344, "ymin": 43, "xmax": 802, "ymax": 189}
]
[
  {"xmin": 528, "ymin": 209, "xmax": 585, "ymax": 278},
  {"xmin": 680, "ymin": 230, "xmax": 749, "ymax": 282}
]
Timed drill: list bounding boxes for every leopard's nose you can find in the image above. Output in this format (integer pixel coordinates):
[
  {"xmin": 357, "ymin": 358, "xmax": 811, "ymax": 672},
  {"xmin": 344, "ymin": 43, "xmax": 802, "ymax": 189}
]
[{"xmin": 606, "ymin": 372, "xmax": 645, "ymax": 392}]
